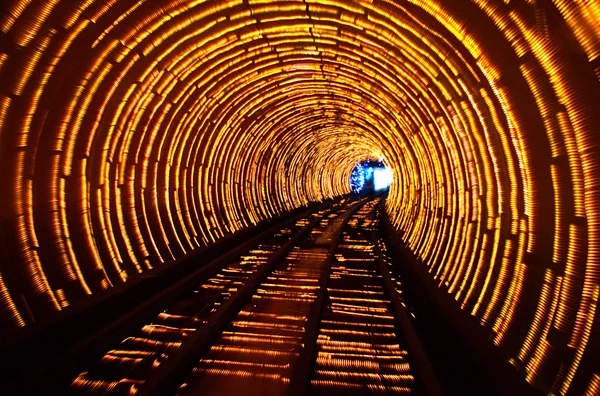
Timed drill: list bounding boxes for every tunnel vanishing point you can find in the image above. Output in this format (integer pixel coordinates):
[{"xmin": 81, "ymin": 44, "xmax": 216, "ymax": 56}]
[{"xmin": 0, "ymin": 1, "xmax": 600, "ymax": 395}]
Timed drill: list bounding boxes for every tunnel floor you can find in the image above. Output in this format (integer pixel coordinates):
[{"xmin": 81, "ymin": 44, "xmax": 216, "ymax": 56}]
[
  {"xmin": 65, "ymin": 196, "xmax": 430, "ymax": 395},
  {"xmin": 1, "ymin": 196, "xmax": 542, "ymax": 396}
]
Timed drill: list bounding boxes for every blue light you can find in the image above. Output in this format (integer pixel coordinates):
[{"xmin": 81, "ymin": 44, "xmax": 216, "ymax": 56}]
[{"xmin": 350, "ymin": 163, "xmax": 366, "ymax": 193}]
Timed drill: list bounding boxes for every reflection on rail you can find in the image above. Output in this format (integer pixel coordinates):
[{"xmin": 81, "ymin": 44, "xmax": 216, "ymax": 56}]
[
  {"xmin": 70, "ymin": 204, "xmax": 344, "ymax": 395},
  {"xmin": 311, "ymin": 200, "xmax": 415, "ymax": 395}
]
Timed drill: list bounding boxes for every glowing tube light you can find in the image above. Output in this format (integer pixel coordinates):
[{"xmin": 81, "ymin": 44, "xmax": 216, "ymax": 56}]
[{"xmin": 0, "ymin": 2, "xmax": 598, "ymax": 394}]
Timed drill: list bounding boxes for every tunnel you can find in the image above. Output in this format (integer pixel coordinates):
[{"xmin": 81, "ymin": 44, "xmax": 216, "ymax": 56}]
[{"xmin": 0, "ymin": 0, "xmax": 599, "ymax": 395}]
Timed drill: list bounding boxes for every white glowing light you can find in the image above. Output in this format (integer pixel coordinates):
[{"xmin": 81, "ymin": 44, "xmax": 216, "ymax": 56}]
[{"xmin": 374, "ymin": 168, "xmax": 393, "ymax": 190}]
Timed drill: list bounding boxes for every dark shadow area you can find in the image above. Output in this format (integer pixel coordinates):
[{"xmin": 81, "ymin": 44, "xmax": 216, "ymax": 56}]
[{"xmin": 380, "ymin": 210, "xmax": 544, "ymax": 396}]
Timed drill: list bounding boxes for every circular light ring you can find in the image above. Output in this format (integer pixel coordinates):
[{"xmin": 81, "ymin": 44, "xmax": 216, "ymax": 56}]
[{"xmin": 0, "ymin": 1, "xmax": 599, "ymax": 393}]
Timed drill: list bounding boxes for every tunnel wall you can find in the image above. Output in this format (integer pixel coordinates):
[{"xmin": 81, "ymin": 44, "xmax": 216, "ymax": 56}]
[{"xmin": 0, "ymin": 1, "xmax": 599, "ymax": 394}]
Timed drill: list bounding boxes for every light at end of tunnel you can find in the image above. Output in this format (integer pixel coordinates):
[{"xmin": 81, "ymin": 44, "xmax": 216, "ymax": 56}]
[
  {"xmin": 374, "ymin": 168, "xmax": 393, "ymax": 191},
  {"xmin": 350, "ymin": 159, "xmax": 391, "ymax": 194}
]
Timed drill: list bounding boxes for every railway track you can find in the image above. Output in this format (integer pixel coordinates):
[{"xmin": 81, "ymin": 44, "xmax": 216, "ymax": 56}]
[{"xmin": 8, "ymin": 196, "xmax": 442, "ymax": 395}]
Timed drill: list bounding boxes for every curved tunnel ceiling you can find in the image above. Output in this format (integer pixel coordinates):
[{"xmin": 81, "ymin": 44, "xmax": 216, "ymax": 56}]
[{"xmin": 1, "ymin": 0, "xmax": 600, "ymax": 394}]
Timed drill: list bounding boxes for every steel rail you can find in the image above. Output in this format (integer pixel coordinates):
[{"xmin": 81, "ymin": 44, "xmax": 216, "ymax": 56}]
[{"xmin": 286, "ymin": 198, "xmax": 370, "ymax": 396}]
